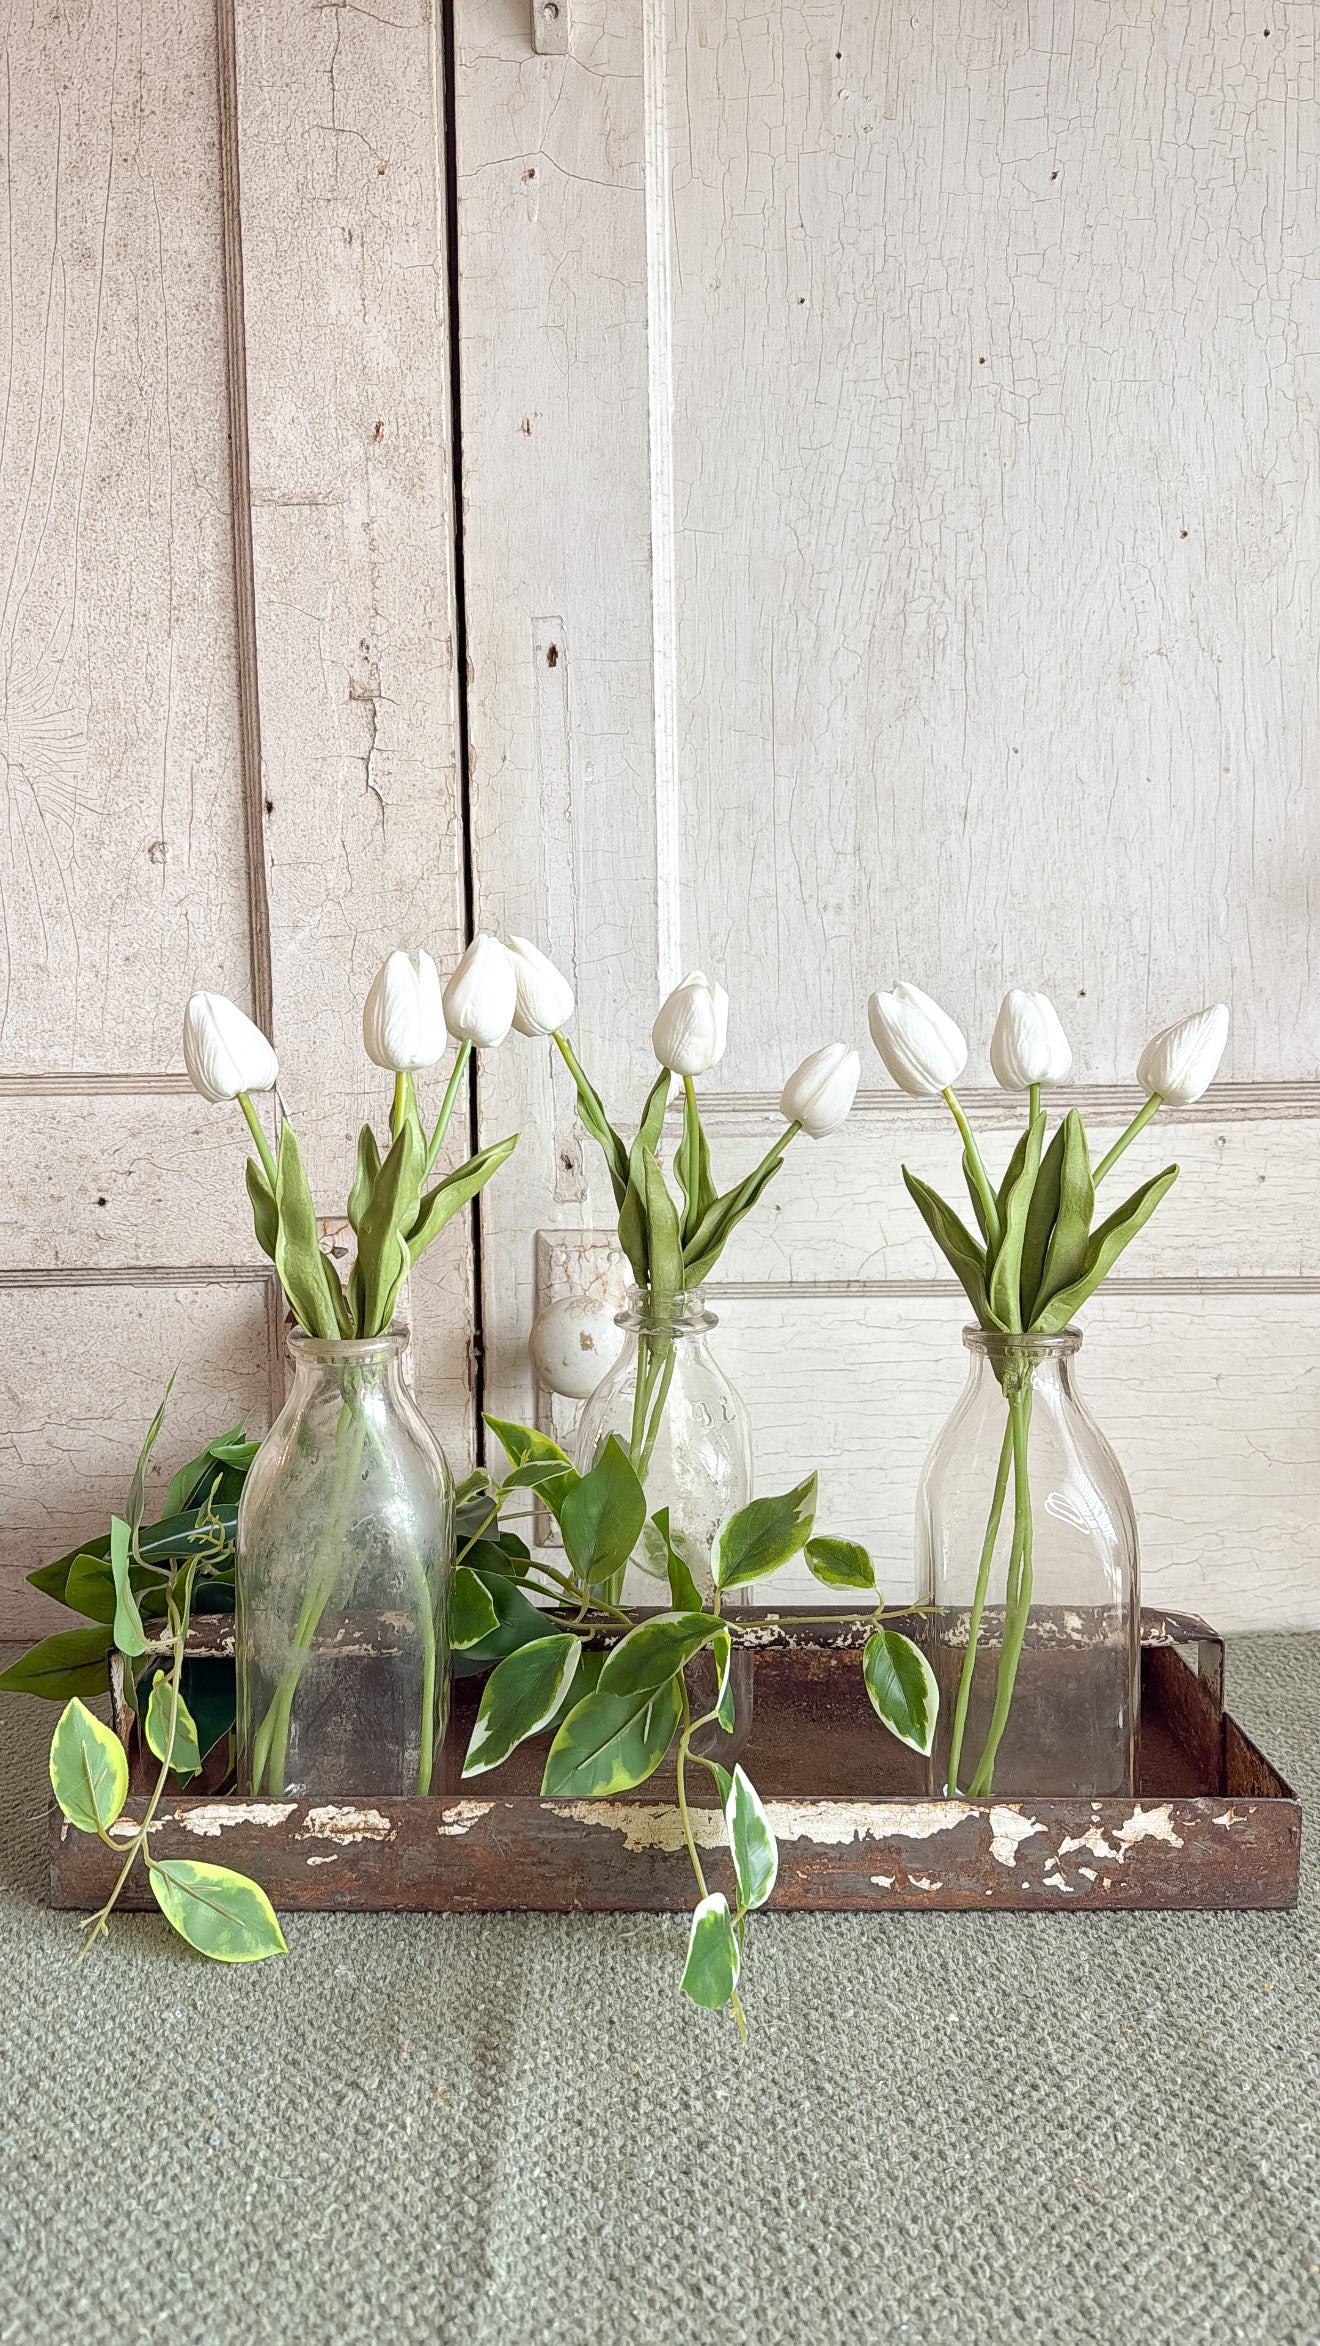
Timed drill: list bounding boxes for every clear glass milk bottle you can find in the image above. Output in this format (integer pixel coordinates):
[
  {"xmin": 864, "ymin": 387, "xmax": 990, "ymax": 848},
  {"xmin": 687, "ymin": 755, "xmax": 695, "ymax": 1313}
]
[
  {"xmin": 919, "ymin": 1325, "xmax": 1139, "ymax": 1800},
  {"xmin": 237, "ymin": 1328, "xmax": 453, "ymax": 1799},
  {"xmin": 574, "ymin": 1284, "xmax": 753, "ymax": 1758}
]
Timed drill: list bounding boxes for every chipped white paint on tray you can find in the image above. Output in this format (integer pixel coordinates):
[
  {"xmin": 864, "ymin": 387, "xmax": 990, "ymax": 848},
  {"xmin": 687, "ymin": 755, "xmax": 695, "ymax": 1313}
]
[
  {"xmin": 988, "ymin": 1808, "xmax": 1047, "ymax": 1868},
  {"xmin": 553, "ymin": 1802, "xmax": 725, "ymax": 1856},
  {"xmin": 435, "ymin": 1803, "xmax": 495, "ymax": 1837},
  {"xmin": 1115, "ymin": 1804, "xmax": 1185, "ymax": 1853},
  {"xmin": 301, "ymin": 1807, "xmax": 396, "ymax": 1846},
  {"xmin": 181, "ymin": 1802, "xmax": 297, "ymax": 1838}
]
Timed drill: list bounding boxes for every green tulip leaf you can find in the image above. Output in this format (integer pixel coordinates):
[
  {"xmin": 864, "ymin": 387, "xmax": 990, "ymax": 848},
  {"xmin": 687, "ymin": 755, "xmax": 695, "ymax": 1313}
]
[
  {"xmin": 244, "ymin": 1155, "xmax": 278, "ymax": 1263},
  {"xmin": 164, "ymin": 1423, "xmax": 247, "ymax": 1518},
  {"xmin": 148, "ymin": 1859, "xmax": 287, "ymax": 1963},
  {"xmin": 680, "ymin": 1892, "xmax": 740, "ymax": 2011},
  {"xmin": 274, "ymin": 1122, "xmax": 351, "ymax": 1339},
  {"xmin": 804, "ymin": 1536, "xmax": 875, "ymax": 1591},
  {"xmin": 681, "ymin": 1140, "xmax": 791, "ymax": 1288},
  {"xmin": 1018, "ymin": 1118, "xmax": 1068, "ymax": 1328},
  {"xmin": 711, "ymin": 1475, "xmax": 817, "ymax": 1591},
  {"xmin": 463, "ymin": 1634, "xmax": 583, "ymax": 1777},
  {"xmin": 987, "ymin": 1109, "xmax": 1045, "ymax": 1332},
  {"xmin": 353, "ymin": 1118, "xmax": 422, "ymax": 1337},
  {"xmin": 347, "ymin": 1122, "xmax": 382, "ymax": 1235},
  {"xmin": 1031, "ymin": 1108, "xmax": 1095, "ymax": 1325},
  {"xmin": 406, "ymin": 1134, "xmax": 519, "ymax": 1268},
  {"xmin": 863, "ymin": 1629, "xmax": 940, "ymax": 1756},
  {"xmin": 541, "ymin": 1675, "xmax": 683, "ymax": 1797},
  {"xmin": 675, "ymin": 1078, "xmax": 718, "ymax": 1249},
  {"xmin": 1033, "ymin": 1165, "xmax": 1179, "ymax": 1333},
  {"xmin": 48, "ymin": 1699, "xmax": 129, "ymax": 1834},
  {"xmin": 901, "ymin": 1169, "xmax": 1001, "ymax": 1331}
]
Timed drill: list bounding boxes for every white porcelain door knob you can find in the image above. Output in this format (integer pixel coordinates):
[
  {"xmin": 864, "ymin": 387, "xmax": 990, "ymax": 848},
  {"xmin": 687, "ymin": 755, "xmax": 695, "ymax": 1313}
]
[{"xmin": 529, "ymin": 1295, "xmax": 625, "ymax": 1401}]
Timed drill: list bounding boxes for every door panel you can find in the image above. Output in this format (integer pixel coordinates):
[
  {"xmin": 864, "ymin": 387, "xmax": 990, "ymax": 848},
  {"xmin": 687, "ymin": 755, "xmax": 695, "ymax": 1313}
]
[
  {"xmin": 456, "ymin": 0, "xmax": 1320, "ymax": 1625},
  {"xmin": 1, "ymin": 0, "xmax": 468, "ymax": 1635}
]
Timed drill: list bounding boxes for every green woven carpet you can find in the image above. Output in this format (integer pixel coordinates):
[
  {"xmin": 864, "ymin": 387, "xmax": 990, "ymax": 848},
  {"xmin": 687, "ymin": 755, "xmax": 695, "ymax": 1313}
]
[{"xmin": 1, "ymin": 1636, "xmax": 1315, "ymax": 2345}]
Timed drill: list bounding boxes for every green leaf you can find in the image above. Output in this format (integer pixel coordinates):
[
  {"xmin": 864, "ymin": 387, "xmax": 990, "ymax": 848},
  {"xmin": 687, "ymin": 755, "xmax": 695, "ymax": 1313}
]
[
  {"xmin": 559, "ymin": 1435, "xmax": 646, "ymax": 1587},
  {"xmin": 712, "ymin": 1627, "xmax": 735, "ymax": 1732},
  {"xmin": 680, "ymin": 1891, "xmax": 740, "ymax": 2011},
  {"xmin": 127, "ymin": 1376, "xmax": 176, "ymax": 1547},
  {"xmin": 541, "ymin": 1675, "xmax": 683, "ymax": 1796},
  {"xmin": 144, "ymin": 1672, "xmax": 203, "ymax": 1781},
  {"xmin": 1033, "ymin": 1165, "xmax": 1179, "ymax": 1333},
  {"xmin": 675, "ymin": 1077, "xmax": 717, "ymax": 1249},
  {"xmin": 133, "ymin": 1506, "xmax": 239, "ymax": 1566},
  {"xmin": 449, "ymin": 1565, "xmax": 501, "ymax": 1651},
  {"xmin": 62, "ymin": 1551, "xmax": 117, "ymax": 1625},
  {"xmin": 0, "ymin": 1626, "xmax": 115, "ymax": 1701},
  {"xmin": 245, "ymin": 1155, "xmax": 278, "ymax": 1263},
  {"xmin": 139, "ymin": 1656, "xmax": 234, "ymax": 1762},
  {"xmin": 558, "ymin": 1046, "xmax": 630, "ymax": 1208},
  {"xmin": 1018, "ymin": 1118, "xmax": 1067, "ymax": 1330},
  {"xmin": 987, "ymin": 1109, "xmax": 1045, "ymax": 1332},
  {"xmin": 804, "ymin": 1536, "xmax": 876, "ymax": 1592},
  {"xmin": 962, "ymin": 1150, "xmax": 991, "ymax": 1244},
  {"xmin": 483, "ymin": 1417, "xmax": 577, "ymax": 1519},
  {"xmin": 148, "ymin": 1859, "xmax": 287, "ymax": 1963},
  {"xmin": 709, "ymin": 1761, "xmax": 778, "ymax": 1912},
  {"xmin": 615, "ymin": 1071, "xmax": 673, "ymax": 1287},
  {"xmin": 647, "ymin": 1506, "xmax": 704, "ymax": 1611},
  {"xmin": 598, "ymin": 1611, "xmax": 718, "ymax": 1698},
  {"xmin": 681, "ymin": 1141, "xmax": 791, "ymax": 1288},
  {"xmin": 353, "ymin": 1118, "xmax": 422, "ymax": 1337},
  {"xmin": 449, "ymin": 1567, "xmax": 554, "ymax": 1673},
  {"xmin": 164, "ymin": 1422, "xmax": 246, "ymax": 1518},
  {"xmin": 862, "ymin": 1630, "xmax": 940, "ymax": 1756},
  {"xmin": 347, "ymin": 1122, "xmax": 382, "ymax": 1236},
  {"xmin": 463, "ymin": 1634, "xmax": 583, "ymax": 1777},
  {"xmin": 637, "ymin": 1065, "xmax": 675, "ymax": 1157},
  {"xmin": 711, "ymin": 1475, "xmax": 817, "ymax": 1591},
  {"xmin": 901, "ymin": 1169, "xmax": 1000, "ymax": 1331},
  {"xmin": 406, "ymin": 1134, "xmax": 519, "ymax": 1268},
  {"xmin": 48, "ymin": 1699, "xmax": 128, "ymax": 1834},
  {"xmin": 108, "ymin": 1518, "xmax": 146, "ymax": 1659},
  {"xmin": 1031, "ymin": 1107, "xmax": 1095, "ymax": 1323},
  {"xmin": 274, "ymin": 1122, "xmax": 350, "ymax": 1338}
]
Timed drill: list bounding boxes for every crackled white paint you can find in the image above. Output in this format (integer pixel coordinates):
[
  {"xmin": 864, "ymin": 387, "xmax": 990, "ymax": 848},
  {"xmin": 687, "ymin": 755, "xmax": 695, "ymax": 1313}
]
[
  {"xmin": 554, "ymin": 1801, "xmax": 726, "ymax": 1855},
  {"xmin": 1115, "ymin": 1804, "xmax": 1185, "ymax": 1853},
  {"xmin": 1059, "ymin": 1826, "xmax": 1120, "ymax": 1862},
  {"xmin": 181, "ymin": 1801, "xmax": 296, "ymax": 1839},
  {"xmin": 301, "ymin": 1806, "xmax": 395, "ymax": 1846}
]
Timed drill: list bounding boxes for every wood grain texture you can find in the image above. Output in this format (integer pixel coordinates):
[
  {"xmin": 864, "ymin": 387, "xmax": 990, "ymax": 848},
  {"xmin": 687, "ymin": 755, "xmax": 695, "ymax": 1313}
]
[
  {"xmin": 459, "ymin": 0, "xmax": 1320, "ymax": 1629},
  {"xmin": 0, "ymin": 0, "xmax": 252, "ymax": 1067},
  {"xmin": 0, "ymin": 1278, "xmax": 274, "ymax": 1636}
]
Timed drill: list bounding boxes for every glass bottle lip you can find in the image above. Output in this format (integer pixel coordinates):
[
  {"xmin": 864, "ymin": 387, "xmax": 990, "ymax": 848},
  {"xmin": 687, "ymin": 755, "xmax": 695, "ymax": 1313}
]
[
  {"xmin": 963, "ymin": 1323, "xmax": 1081, "ymax": 1359},
  {"xmin": 618, "ymin": 1283, "xmax": 717, "ymax": 1332},
  {"xmin": 288, "ymin": 1324, "xmax": 408, "ymax": 1364}
]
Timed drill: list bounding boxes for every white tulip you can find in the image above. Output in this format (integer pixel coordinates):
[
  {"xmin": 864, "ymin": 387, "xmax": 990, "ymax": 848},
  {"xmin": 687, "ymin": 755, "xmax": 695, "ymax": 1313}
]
[
  {"xmin": 779, "ymin": 1044, "xmax": 861, "ymax": 1138},
  {"xmin": 1136, "ymin": 1003, "xmax": 1229, "ymax": 1106},
  {"xmin": 652, "ymin": 970, "xmax": 729, "ymax": 1076},
  {"xmin": 507, "ymin": 935, "xmax": 575, "ymax": 1038},
  {"xmin": 362, "ymin": 949, "xmax": 446, "ymax": 1072},
  {"xmin": 183, "ymin": 993, "xmax": 278, "ymax": 1103},
  {"xmin": 442, "ymin": 933, "xmax": 518, "ymax": 1049},
  {"xmin": 867, "ymin": 983, "xmax": 967, "ymax": 1097},
  {"xmin": 989, "ymin": 989, "xmax": 1073, "ymax": 1091}
]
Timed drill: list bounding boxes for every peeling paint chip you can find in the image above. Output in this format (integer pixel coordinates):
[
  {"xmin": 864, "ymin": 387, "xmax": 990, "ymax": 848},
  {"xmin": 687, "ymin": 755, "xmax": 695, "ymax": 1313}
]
[
  {"xmin": 1115, "ymin": 1804, "xmax": 1183, "ymax": 1853},
  {"xmin": 182, "ymin": 1802, "xmax": 297, "ymax": 1838},
  {"xmin": 988, "ymin": 1806, "xmax": 1046, "ymax": 1867},
  {"xmin": 435, "ymin": 1802, "xmax": 494, "ymax": 1837},
  {"xmin": 301, "ymin": 1805, "xmax": 395, "ymax": 1845}
]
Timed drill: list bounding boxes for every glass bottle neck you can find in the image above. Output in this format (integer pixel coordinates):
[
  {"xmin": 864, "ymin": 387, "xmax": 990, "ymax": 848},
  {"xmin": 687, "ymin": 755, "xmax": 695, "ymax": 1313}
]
[
  {"xmin": 963, "ymin": 1325, "xmax": 1081, "ymax": 1402},
  {"xmin": 287, "ymin": 1328, "xmax": 409, "ymax": 1404},
  {"xmin": 617, "ymin": 1285, "xmax": 717, "ymax": 1336}
]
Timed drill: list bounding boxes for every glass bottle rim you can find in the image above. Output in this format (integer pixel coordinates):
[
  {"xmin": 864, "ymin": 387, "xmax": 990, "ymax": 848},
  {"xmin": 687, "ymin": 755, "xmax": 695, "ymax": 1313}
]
[
  {"xmin": 964, "ymin": 1323, "xmax": 1081, "ymax": 1359},
  {"xmin": 619, "ymin": 1283, "xmax": 717, "ymax": 1332},
  {"xmin": 288, "ymin": 1324, "xmax": 408, "ymax": 1363}
]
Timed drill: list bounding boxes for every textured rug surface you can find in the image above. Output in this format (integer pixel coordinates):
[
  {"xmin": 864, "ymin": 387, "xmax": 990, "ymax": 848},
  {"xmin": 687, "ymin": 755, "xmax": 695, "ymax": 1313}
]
[{"xmin": 0, "ymin": 1636, "xmax": 1315, "ymax": 2346}]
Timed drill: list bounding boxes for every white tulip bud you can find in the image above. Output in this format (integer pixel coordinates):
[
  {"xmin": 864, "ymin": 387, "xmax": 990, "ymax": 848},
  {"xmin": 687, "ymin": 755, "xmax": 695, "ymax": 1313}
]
[
  {"xmin": 442, "ymin": 933, "xmax": 518, "ymax": 1049},
  {"xmin": 507, "ymin": 935, "xmax": 575, "ymax": 1038},
  {"xmin": 362, "ymin": 950, "xmax": 446, "ymax": 1071},
  {"xmin": 1136, "ymin": 1003, "xmax": 1229, "ymax": 1106},
  {"xmin": 989, "ymin": 989, "xmax": 1073, "ymax": 1091},
  {"xmin": 652, "ymin": 970, "xmax": 729, "ymax": 1076},
  {"xmin": 183, "ymin": 993, "xmax": 278, "ymax": 1103},
  {"xmin": 867, "ymin": 983, "xmax": 967, "ymax": 1097},
  {"xmin": 779, "ymin": 1043, "xmax": 861, "ymax": 1138}
]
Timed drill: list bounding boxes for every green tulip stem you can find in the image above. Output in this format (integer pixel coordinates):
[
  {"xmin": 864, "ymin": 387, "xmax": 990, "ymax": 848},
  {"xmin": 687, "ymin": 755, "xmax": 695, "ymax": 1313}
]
[
  {"xmin": 966, "ymin": 1384, "xmax": 1035, "ymax": 1796},
  {"xmin": 1028, "ymin": 1082, "xmax": 1041, "ymax": 1127},
  {"xmin": 1092, "ymin": 1091, "xmax": 1163, "ymax": 1185},
  {"xmin": 237, "ymin": 1091, "xmax": 277, "ymax": 1191},
  {"xmin": 390, "ymin": 1071, "xmax": 408, "ymax": 1144},
  {"xmin": 942, "ymin": 1088, "xmax": 1002, "ymax": 1253},
  {"xmin": 943, "ymin": 1412, "xmax": 1014, "ymax": 1797},
  {"xmin": 424, "ymin": 1040, "xmax": 472, "ymax": 1181}
]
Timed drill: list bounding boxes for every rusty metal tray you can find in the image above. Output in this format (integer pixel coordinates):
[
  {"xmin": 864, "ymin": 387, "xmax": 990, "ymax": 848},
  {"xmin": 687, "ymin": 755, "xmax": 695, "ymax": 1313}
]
[{"xmin": 49, "ymin": 1610, "xmax": 1299, "ymax": 1915}]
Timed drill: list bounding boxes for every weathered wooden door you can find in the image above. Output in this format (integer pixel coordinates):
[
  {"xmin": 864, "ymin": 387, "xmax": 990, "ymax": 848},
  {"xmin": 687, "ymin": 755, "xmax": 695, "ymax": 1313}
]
[
  {"xmin": 3, "ymin": 1, "xmax": 469, "ymax": 1635},
  {"xmin": 455, "ymin": 0, "xmax": 1320, "ymax": 1630}
]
